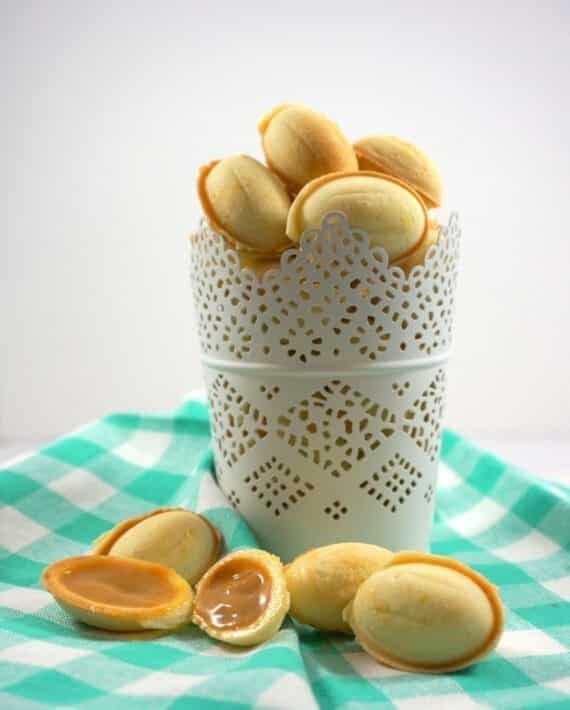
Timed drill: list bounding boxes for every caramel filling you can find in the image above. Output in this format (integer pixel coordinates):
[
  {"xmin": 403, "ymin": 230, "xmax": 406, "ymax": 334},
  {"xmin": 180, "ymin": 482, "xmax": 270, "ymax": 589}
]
[
  {"xmin": 61, "ymin": 558, "xmax": 176, "ymax": 608},
  {"xmin": 195, "ymin": 558, "xmax": 272, "ymax": 630}
]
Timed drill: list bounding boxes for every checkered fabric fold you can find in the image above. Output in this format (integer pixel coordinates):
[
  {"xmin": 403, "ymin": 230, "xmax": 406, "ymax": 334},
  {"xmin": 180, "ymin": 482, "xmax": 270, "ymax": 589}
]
[{"xmin": 1, "ymin": 394, "xmax": 569, "ymax": 709}]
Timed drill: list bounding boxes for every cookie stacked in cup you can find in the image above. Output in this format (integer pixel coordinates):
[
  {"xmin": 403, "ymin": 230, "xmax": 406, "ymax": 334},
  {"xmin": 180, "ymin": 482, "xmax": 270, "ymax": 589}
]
[{"xmin": 197, "ymin": 103, "xmax": 442, "ymax": 275}]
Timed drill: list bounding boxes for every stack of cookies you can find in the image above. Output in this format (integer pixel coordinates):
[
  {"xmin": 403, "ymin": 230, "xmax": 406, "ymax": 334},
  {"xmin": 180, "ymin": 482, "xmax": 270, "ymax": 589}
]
[{"xmin": 197, "ymin": 104, "xmax": 442, "ymax": 275}]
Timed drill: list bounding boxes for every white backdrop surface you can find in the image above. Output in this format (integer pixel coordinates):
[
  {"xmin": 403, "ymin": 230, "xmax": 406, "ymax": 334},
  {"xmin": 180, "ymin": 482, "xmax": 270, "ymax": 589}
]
[{"xmin": 2, "ymin": 1, "xmax": 570, "ymax": 442}]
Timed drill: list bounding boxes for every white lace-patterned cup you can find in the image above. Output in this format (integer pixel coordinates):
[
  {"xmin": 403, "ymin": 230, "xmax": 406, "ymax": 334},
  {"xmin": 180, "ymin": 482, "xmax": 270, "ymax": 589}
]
[{"xmin": 190, "ymin": 212, "xmax": 461, "ymax": 561}]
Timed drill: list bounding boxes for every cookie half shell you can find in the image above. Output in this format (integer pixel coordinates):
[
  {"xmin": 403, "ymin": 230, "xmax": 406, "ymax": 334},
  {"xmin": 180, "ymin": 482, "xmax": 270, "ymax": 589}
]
[
  {"xmin": 192, "ymin": 549, "xmax": 290, "ymax": 646},
  {"xmin": 42, "ymin": 555, "xmax": 193, "ymax": 632}
]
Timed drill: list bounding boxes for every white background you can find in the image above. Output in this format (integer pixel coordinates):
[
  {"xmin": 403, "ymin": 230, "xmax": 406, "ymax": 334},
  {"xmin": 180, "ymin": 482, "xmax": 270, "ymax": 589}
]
[{"xmin": 2, "ymin": 2, "xmax": 569, "ymax": 460}]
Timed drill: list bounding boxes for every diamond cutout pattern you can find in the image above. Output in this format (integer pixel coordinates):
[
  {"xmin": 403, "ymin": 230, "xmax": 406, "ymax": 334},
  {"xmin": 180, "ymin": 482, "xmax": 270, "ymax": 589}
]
[
  {"xmin": 359, "ymin": 452, "xmax": 423, "ymax": 513},
  {"xmin": 402, "ymin": 369, "xmax": 446, "ymax": 461},
  {"xmin": 208, "ymin": 376, "xmax": 268, "ymax": 468},
  {"xmin": 276, "ymin": 380, "xmax": 396, "ymax": 478},
  {"xmin": 244, "ymin": 456, "xmax": 315, "ymax": 517},
  {"xmin": 324, "ymin": 500, "xmax": 349, "ymax": 520},
  {"xmin": 227, "ymin": 489, "xmax": 240, "ymax": 509}
]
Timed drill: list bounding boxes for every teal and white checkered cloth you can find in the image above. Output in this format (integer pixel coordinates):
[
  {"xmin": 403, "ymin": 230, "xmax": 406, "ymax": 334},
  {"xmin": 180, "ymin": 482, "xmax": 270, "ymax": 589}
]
[{"xmin": 1, "ymin": 393, "xmax": 569, "ymax": 709}]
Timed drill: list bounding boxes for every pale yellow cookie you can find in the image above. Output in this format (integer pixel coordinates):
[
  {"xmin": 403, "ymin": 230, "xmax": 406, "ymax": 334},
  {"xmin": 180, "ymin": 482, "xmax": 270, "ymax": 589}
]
[
  {"xmin": 286, "ymin": 171, "xmax": 428, "ymax": 262},
  {"xmin": 259, "ymin": 104, "xmax": 357, "ymax": 195},
  {"xmin": 93, "ymin": 508, "xmax": 221, "ymax": 585},
  {"xmin": 353, "ymin": 136, "xmax": 442, "ymax": 208},
  {"xmin": 343, "ymin": 551, "xmax": 504, "ymax": 673},
  {"xmin": 197, "ymin": 155, "xmax": 292, "ymax": 255},
  {"xmin": 392, "ymin": 220, "xmax": 439, "ymax": 273},
  {"xmin": 286, "ymin": 543, "xmax": 393, "ymax": 633}
]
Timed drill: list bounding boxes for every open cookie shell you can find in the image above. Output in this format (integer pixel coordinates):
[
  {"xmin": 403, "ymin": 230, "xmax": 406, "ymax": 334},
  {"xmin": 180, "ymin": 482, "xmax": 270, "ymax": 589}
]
[
  {"xmin": 192, "ymin": 549, "xmax": 290, "ymax": 647},
  {"xmin": 42, "ymin": 555, "xmax": 194, "ymax": 632}
]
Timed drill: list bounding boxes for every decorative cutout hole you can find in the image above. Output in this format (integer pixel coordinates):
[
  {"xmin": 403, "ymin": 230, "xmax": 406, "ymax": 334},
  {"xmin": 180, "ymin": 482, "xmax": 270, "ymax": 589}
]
[
  {"xmin": 260, "ymin": 384, "xmax": 280, "ymax": 400},
  {"xmin": 324, "ymin": 500, "xmax": 348, "ymax": 520},
  {"xmin": 227, "ymin": 490, "xmax": 240, "ymax": 509}
]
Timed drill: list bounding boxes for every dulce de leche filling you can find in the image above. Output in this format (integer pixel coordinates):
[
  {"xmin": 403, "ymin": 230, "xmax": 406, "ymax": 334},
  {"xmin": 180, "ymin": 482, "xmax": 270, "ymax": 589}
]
[
  {"xmin": 61, "ymin": 558, "xmax": 176, "ymax": 608},
  {"xmin": 195, "ymin": 558, "xmax": 272, "ymax": 630}
]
